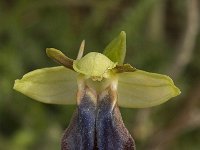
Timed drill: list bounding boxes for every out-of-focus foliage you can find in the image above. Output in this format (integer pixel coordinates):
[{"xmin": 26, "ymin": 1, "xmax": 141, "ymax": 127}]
[{"xmin": 0, "ymin": 0, "xmax": 199, "ymax": 149}]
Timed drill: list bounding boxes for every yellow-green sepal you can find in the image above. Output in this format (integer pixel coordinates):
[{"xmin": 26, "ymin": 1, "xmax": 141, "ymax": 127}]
[
  {"xmin": 117, "ymin": 70, "xmax": 181, "ymax": 108},
  {"xmin": 103, "ymin": 31, "xmax": 126, "ymax": 64},
  {"xmin": 13, "ymin": 66, "xmax": 77, "ymax": 104}
]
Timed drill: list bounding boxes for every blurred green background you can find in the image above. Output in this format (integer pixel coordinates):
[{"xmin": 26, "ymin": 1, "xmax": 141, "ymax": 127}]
[{"xmin": 0, "ymin": 0, "xmax": 200, "ymax": 149}]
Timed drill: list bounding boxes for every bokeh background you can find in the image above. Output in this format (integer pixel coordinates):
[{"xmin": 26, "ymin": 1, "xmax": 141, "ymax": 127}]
[{"xmin": 0, "ymin": 0, "xmax": 200, "ymax": 149}]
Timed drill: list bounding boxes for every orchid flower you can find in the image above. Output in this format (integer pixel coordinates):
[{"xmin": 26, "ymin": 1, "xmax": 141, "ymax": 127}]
[{"xmin": 13, "ymin": 31, "xmax": 180, "ymax": 150}]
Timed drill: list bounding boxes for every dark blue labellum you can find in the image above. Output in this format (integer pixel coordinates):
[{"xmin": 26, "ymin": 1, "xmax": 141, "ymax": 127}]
[{"xmin": 61, "ymin": 87, "xmax": 135, "ymax": 150}]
